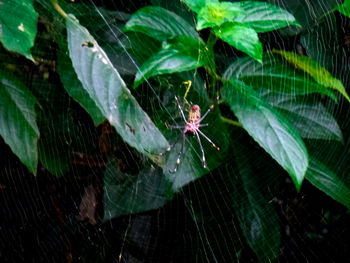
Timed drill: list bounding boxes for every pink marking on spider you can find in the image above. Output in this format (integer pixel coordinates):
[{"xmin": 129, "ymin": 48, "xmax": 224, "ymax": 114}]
[{"xmin": 184, "ymin": 105, "xmax": 201, "ymax": 135}]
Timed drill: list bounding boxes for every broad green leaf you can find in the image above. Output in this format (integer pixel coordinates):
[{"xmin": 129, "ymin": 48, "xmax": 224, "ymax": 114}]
[
  {"xmin": 57, "ymin": 40, "xmax": 105, "ymax": 125},
  {"xmin": 224, "ymin": 55, "xmax": 337, "ymax": 100},
  {"xmin": 336, "ymin": 0, "xmax": 350, "ymax": 17},
  {"xmin": 182, "ymin": 0, "xmax": 217, "ymax": 13},
  {"xmin": 103, "ymin": 160, "xmax": 172, "ymax": 220},
  {"xmin": 214, "ymin": 23, "xmax": 262, "ymax": 63},
  {"xmin": 235, "ymin": 1, "xmax": 300, "ymax": 33},
  {"xmin": 306, "ymin": 157, "xmax": 350, "ymax": 209},
  {"xmin": 273, "ymin": 49, "xmax": 350, "ymax": 102},
  {"xmin": 123, "ymin": 6, "xmax": 198, "ymax": 41},
  {"xmin": 222, "ymin": 80, "xmax": 308, "ymax": 190},
  {"xmin": 66, "ymin": 15, "xmax": 169, "ymax": 162},
  {"xmin": 259, "ymin": 90, "xmax": 343, "ymax": 142},
  {"xmin": 134, "ymin": 36, "xmax": 211, "ymax": 88},
  {"xmin": 0, "ymin": 0, "xmax": 38, "ymax": 60},
  {"xmin": 233, "ymin": 143, "xmax": 280, "ymax": 262},
  {"xmin": 196, "ymin": 1, "xmax": 243, "ymax": 30},
  {"xmin": 0, "ymin": 70, "xmax": 39, "ymax": 173}
]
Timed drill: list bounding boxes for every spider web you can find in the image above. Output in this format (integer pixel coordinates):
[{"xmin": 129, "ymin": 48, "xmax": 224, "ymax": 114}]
[{"xmin": 2, "ymin": 0, "xmax": 350, "ymax": 262}]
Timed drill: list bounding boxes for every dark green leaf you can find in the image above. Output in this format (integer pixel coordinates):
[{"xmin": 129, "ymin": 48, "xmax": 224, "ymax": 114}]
[
  {"xmin": 66, "ymin": 15, "xmax": 169, "ymax": 162},
  {"xmin": 196, "ymin": 1, "xmax": 243, "ymax": 30},
  {"xmin": 214, "ymin": 23, "xmax": 262, "ymax": 63},
  {"xmin": 0, "ymin": 0, "xmax": 38, "ymax": 60},
  {"xmin": 260, "ymin": 90, "xmax": 343, "ymax": 142},
  {"xmin": 124, "ymin": 6, "xmax": 198, "ymax": 41},
  {"xmin": 134, "ymin": 36, "xmax": 211, "ymax": 88},
  {"xmin": 306, "ymin": 157, "xmax": 350, "ymax": 209},
  {"xmin": 222, "ymin": 80, "xmax": 308, "ymax": 190},
  {"xmin": 0, "ymin": 70, "xmax": 39, "ymax": 173},
  {"xmin": 103, "ymin": 160, "xmax": 172, "ymax": 220},
  {"xmin": 223, "ymin": 55, "xmax": 337, "ymax": 100},
  {"xmin": 57, "ymin": 40, "xmax": 105, "ymax": 125},
  {"xmin": 273, "ymin": 49, "xmax": 350, "ymax": 102},
  {"xmin": 233, "ymin": 144, "xmax": 280, "ymax": 262},
  {"xmin": 235, "ymin": 1, "xmax": 300, "ymax": 33}
]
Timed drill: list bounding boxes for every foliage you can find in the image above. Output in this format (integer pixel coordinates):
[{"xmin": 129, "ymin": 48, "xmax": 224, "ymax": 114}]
[{"xmin": 1, "ymin": 0, "xmax": 350, "ymax": 262}]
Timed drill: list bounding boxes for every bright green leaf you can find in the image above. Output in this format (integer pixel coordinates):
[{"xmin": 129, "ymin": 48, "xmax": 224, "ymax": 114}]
[
  {"xmin": 182, "ymin": 0, "xmax": 218, "ymax": 13},
  {"xmin": 222, "ymin": 80, "xmax": 308, "ymax": 190},
  {"xmin": 134, "ymin": 36, "xmax": 211, "ymax": 88},
  {"xmin": 224, "ymin": 55, "xmax": 338, "ymax": 100},
  {"xmin": 0, "ymin": 70, "xmax": 39, "ymax": 174},
  {"xmin": 336, "ymin": 0, "xmax": 350, "ymax": 17},
  {"xmin": 123, "ymin": 6, "xmax": 198, "ymax": 41},
  {"xmin": 273, "ymin": 49, "xmax": 350, "ymax": 102},
  {"xmin": 214, "ymin": 23, "xmax": 262, "ymax": 63},
  {"xmin": 306, "ymin": 157, "xmax": 350, "ymax": 209},
  {"xmin": 196, "ymin": 1, "xmax": 243, "ymax": 30},
  {"xmin": 66, "ymin": 14, "xmax": 169, "ymax": 162},
  {"xmin": 259, "ymin": 90, "xmax": 343, "ymax": 142},
  {"xmin": 235, "ymin": 1, "xmax": 300, "ymax": 33},
  {"xmin": 0, "ymin": 0, "xmax": 38, "ymax": 60},
  {"xmin": 103, "ymin": 160, "xmax": 172, "ymax": 220}
]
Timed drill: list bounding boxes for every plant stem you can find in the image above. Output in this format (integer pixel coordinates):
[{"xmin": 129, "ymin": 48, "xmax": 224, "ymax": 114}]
[
  {"xmin": 51, "ymin": 0, "xmax": 68, "ymax": 19},
  {"xmin": 220, "ymin": 116, "xmax": 242, "ymax": 128}
]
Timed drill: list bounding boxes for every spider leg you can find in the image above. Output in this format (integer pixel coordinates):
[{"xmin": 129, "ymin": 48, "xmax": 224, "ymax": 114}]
[
  {"xmin": 169, "ymin": 133, "xmax": 186, "ymax": 173},
  {"xmin": 197, "ymin": 129, "xmax": 220, "ymax": 151},
  {"xmin": 175, "ymin": 96, "xmax": 188, "ymax": 123},
  {"xmin": 158, "ymin": 135, "xmax": 182, "ymax": 156},
  {"xmin": 169, "ymin": 125, "xmax": 186, "ymax": 129},
  {"xmin": 195, "ymin": 132, "xmax": 207, "ymax": 169},
  {"xmin": 198, "ymin": 123, "xmax": 209, "ymax": 128},
  {"xmin": 199, "ymin": 96, "xmax": 219, "ymax": 122}
]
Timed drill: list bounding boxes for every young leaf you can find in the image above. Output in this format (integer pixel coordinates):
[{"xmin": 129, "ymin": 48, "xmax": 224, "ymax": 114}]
[
  {"xmin": 0, "ymin": 0, "xmax": 38, "ymax": 60},
  {"xmin": 182, "ymin": 0, "xmax": 217, "ymax": 13},
  {"xmin": 196, "ymin": 1, "xmax": 243, "ymax": 30},
  {"xmin": 224, "ymin": 55, "xmax": 338, "ymax": 100},
  {"xmin": 0, "ymin": 70, "xmax": 39, "ymax": 174},
  {"xmin": 214, "ymin": 23, "xmax": 262, "ymax": 63},
  {"xmin": 103, "ymin": 160, "xmax": 172, "ymax": 220},
  {"xmin": 235, "ymin": 1, "xmax": 300, "ymax": 33},
  {"xmin": 336, "ymin": 0, "xmax": 350, "ymax": 17},
  {"xmin": 123, "ymin": 6, "xmax": 198, "ymax": 41},
  {"xmin": 273, "ymin": 49, "xmax": 350, "ymax": 102},
  {"xmin": 134, "ymin": 36, "xmax": 211, "ymax": 88},
  {"xmin": 259, "ymin": 90, "xmax": 343, "ymax": 142},
  {"xmin": 222, "ymin": 80, "xmax": 308, "ymax": 190},
  {"xmin": 66, "ymin": 14, "xmax": 169, "ymax": 162},
  {"xmin": 306, "ymin": 157, "xmax": 350, "ymax": 209}
]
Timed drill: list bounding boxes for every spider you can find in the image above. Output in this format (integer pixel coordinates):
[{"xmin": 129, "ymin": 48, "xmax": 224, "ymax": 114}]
[{"xmin": 161, "ymin": 96, "xmax": 220, "ymax": 173}]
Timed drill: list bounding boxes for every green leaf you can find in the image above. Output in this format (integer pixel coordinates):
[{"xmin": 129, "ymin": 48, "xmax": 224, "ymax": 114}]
[
  {"xmin": 336, "ymin": 0, "xmax": 350, "ymax": 17},
  {"xmin": 134, "ymin": 36, "xmax": 211, "ymax": 88},
  {"xmin": 235, "ymin": 1, "xmax": 300, "ymax": 33},
  {"xmin": 0, "ymin": 70, "xmax": 39, "ymax": 173},
  {"xmin": 224, "ymin": 55, "xmax": 338, "ymax": 100},
  {"xmin": 214, "ymin": 23, "xmax": 262, "ymax": 63},
  {"xmin": 182, "ymin": 0, "xmax": 217, "ymax": 13},
  {"xmin": 123, "ymin": 6, "xmax": 198, "ymax": 41},
  {"xmin": 306, "ymin": 157, "xmax": 350, "ymax": 209},
  {"xmin": 273, "ymin": 49, "xmax": 350, "ymax": 102},
  {"xmin": 196, "ymin": 1, "xmax": 243, "ymax": 30},
  {"xmin": 66, "ymin": 14, "xmax": 169, "ymax": 162},
  {"xmin": 57, "ymin": 39, "xmax": 105, "ymax": 125},
  {"xmin": 103, "ymin": 160, "xmax": 172, "ymax": 220},
  {"xmin": 259, "ymin": 90, "xmax": 343, "ymax": 142},
  {"xmin": 233, "ymin": 144, "xmax": 280, "ymax": 262},
  {"xmin": 222, "ymin": 80, "xmax": 308, "ymax": 190},
  {"xmin": 0, "ymin": 0, "xmax": 38, "ymax": 60}
]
